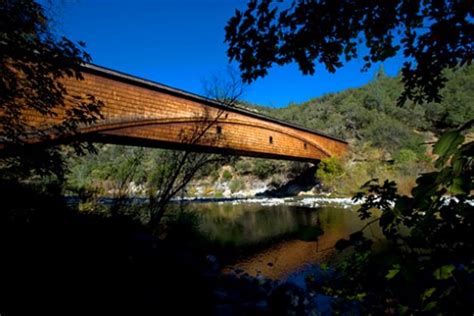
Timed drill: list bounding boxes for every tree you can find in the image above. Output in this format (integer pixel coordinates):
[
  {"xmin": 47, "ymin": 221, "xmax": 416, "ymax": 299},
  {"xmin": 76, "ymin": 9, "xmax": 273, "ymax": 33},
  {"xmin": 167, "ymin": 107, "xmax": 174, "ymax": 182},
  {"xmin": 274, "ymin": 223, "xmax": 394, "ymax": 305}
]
[
  {"xmin": 0, "ymin": 0, "xmax": 103, "ymax": 178},
  {"xmin": 146, "ymin": 123, "xmax": 230, "ymax": 227},
  {"xmin": 319, "ymin": 123, "xmax": 473, "ymax": 314},
  {"xmin": 225, "ymin": 1, "xmax": 473, "ymax": 313},
  {"xmin": 202, "ymin": 66, "xmax": 247, "ymax": 106},
  {"xmin": 225, "ymin": 0, "xmax": 473, "ymax": 105},
  {"xmin": 146, "ymin": 69, "xmax": 246, "ymax": 227},
  {"xmin": 374, "ymin": 64, "xmax": 387, "ymax": 80}
]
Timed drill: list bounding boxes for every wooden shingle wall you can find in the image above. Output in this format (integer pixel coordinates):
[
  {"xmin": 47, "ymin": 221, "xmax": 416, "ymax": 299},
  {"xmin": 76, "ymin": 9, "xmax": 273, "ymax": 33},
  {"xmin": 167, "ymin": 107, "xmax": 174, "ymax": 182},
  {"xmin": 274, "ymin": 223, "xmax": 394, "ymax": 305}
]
[{"xmin": 14, "ymin": 65, "xmax": 348, "ymax": 162}]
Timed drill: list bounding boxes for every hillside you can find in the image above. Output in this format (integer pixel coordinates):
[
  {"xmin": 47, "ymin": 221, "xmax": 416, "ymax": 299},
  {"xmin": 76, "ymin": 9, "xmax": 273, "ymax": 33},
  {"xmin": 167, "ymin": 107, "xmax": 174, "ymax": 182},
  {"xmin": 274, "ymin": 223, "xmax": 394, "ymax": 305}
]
[{"xmin": 254, "ymin": 65, "xmax": 473, "ymax": 154}]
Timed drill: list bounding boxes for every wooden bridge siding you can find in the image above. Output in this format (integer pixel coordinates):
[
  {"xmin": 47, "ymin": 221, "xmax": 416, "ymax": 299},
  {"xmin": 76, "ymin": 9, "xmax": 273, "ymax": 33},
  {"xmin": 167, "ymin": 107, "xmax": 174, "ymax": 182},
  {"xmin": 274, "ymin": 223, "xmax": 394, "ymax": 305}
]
[
  {"xmin": 20, "ymin": 68, "xmax": 347, "ymax": 161},
  {"xmin": 101, "ymin": 121, "xmax": 326, "ymax": 160}
]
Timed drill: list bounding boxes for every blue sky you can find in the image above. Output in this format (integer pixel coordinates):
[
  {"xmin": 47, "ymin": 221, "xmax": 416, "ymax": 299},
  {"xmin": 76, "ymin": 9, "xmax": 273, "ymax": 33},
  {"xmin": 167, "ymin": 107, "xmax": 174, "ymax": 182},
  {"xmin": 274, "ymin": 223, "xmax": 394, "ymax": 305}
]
[{"xmin": 49, "ymin": 0, "xmax": 404, "ymax": 108}]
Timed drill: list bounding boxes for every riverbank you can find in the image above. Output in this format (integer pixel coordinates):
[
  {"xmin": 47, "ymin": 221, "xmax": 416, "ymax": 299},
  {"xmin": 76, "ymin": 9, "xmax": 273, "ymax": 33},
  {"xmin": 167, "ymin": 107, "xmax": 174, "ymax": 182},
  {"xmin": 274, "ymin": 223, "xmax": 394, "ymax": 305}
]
[{"xmin": 66, "ymin": 194, "xmax": 362, "ymax": 207}]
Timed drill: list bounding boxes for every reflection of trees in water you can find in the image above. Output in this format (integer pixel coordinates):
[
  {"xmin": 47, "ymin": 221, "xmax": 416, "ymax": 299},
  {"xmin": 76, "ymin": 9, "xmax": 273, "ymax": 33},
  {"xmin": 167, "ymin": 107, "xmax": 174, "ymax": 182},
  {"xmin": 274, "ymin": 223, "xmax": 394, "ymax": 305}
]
[
  {"xmin": 195, "ymin": 205, "xmax": 304, "ymax": 246},
  {"xmin": 190, "ymin": 204, "xmax": 359, "ymax": 247},
  {"xmin": 225, "ymin": 207, "xmax": 365, "ymax": 279},
  {"xmin": 183, "ymin": 203, "xmax": 382, "ymax": 279}
]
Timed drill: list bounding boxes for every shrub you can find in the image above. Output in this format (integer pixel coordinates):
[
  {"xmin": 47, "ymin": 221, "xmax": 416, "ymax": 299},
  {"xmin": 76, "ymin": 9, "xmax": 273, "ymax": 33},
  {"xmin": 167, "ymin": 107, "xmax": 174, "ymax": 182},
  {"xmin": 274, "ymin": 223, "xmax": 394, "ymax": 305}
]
[
  {"xmin": 234, "ymin": 159, "xmax": 252, "ymax": 175},
  {"xmin": 209, "ymin": 169, "xmax": 220, "ymax": 181},
  {"xmin": 393, "ymin": 148, "xmax": 418, "ymax": 165},
  {"xmin": 229, "ymin": 178, "xmax": 245, "ymax": 193},
  {"xmin": 393, "ymin": 148, "xmax": 423, "ymax": 178},
  {"xmin": 316, "ymin": 157, "xmax": 345, "ymax": 190},
  {"xmin": 221, "ymin": 169, "xmax": 233, "ymax": 181},
  {"xmin": 252, "ymin": 159, "xmax": 278, "ymax": 179},
  {"xmin": 287, "ymin": 161, "xmax": 307, "ymax": 177}
]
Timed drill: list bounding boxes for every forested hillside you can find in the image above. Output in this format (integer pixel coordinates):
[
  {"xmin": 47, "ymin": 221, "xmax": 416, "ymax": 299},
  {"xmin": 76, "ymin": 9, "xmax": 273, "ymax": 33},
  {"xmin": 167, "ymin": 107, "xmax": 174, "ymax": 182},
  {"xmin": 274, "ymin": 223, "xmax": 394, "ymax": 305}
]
[
  {"xmin": 66, "ymin": 65, "xmax": 474, "ymax": 198},
  {"xmin": 259, "ymin": 65, "xmax": 473, "ymax": 155}
]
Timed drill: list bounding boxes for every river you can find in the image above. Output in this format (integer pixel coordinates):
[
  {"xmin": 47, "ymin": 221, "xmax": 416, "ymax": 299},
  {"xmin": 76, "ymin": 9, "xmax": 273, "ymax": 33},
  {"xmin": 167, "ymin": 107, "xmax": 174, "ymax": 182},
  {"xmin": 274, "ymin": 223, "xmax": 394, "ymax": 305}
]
[{"xmin": 169, "ymin": 197, "xmax": 382, "ymax": 280}]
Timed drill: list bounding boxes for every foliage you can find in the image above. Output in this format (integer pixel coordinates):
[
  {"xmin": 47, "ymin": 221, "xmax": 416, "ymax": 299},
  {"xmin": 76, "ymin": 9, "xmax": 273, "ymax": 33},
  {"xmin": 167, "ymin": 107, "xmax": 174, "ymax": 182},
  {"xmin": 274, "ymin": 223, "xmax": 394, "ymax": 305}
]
[
  {"xmin": 234, "ymin": 158, "xmax": 253, "ymax": 175},
  {"xmin": 65, "ymin": 66, "xmax": 473, "ymax": 198},
  {"xmin": 313, "ymin": 142, "xmax": 426, "ymax": 196},
  {"xmin": 221, "ymin": 169, "xmax": 233, "ymax": 181},
  {"xmin": 252, "ymin": 158, "xmax": 280, "ymax": 179},
  {"xmin": 67, "ymin": 143, "xmax": 229, "ymax": 223},
  {"xmin": 256, "ymin": 67, "xmax": 473, "ymax": 149},
  {"xmin": 225, "ymin": 5, "xmax": 474, "ymax": 311},
  {"xmin": 363, "ymin": 116, "xmax": 426, "ymax": 155},
  {"xmin": 393, "ymin": 148, "xmax": 426, "ymax": 180},
  {"xmin": 250, "ymin": 65, "xmax": 473, "ymax": 181},
  {"xmin": 67, "ymin": 145, "xmax": 143, "ymax": 189},
  {"xmin": 425, "ymin": 66, "xmax": 474, "ymax": 130},
  {"xmin": 226, "ymin": 0, "xmax": 474, "ymax": 105},
  {"xmin": 314, "ymin": 127, "xmax": 474, "ymax": 314},
  {"xmin": 316, "ymin": 157, "xmax": 345, "ymax": 191},
  {"xmin": 138, "ymin": 63, "xmax": 245, "ymax": 221},
  {"xmin": 229, "ymin": 178, "xmax": 245, "ymax": 193},
  {"xmin": 214, "ymin": 190, "xmax": 224, "ymax": 198},
  {"xmin": 393, "ymin": 148, "xmax": 418, "ymax": 166},
  {"xmin": 0, "ymin": 0, "xmax": 103, "ymax": 178},
  {"xmin": 233, "ymin": 157, "xmax": 306, "ymax": 181}
]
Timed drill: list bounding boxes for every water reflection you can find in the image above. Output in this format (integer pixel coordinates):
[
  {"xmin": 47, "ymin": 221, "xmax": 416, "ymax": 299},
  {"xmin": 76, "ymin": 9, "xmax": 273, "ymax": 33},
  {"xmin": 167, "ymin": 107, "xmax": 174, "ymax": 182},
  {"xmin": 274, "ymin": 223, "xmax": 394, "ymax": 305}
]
[
  {"xmin": 196, "ymin": 204, "xmax": 322, "ymax": 246},
  {"xmin": 181, "ymin": 201, "xmax": 380, "ymax": 279}
]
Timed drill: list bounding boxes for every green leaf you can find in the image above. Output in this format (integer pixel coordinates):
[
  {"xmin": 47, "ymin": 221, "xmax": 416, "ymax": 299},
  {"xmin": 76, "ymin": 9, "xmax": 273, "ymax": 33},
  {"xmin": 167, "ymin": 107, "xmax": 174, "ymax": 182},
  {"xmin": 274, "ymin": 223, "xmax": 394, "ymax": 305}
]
[
  {"xmin": 449, "ymin": 177, "xmax": 467, "ymax": 195},
  {"xmin": 433, "ymin": 264, "xmax": 455, "ymax": 280},
  {"xmin": 399, "ymin": 305, "xmax": 410, "ymax": 315},
  {"xmin": 385, "ymin": 264, "xmax": 400, "ymax": 280},
  {"xmin": 423, "ymin": 301, "xmax": 437, "ymax": 312},
  {"xmin": 421, "ymin": 287, "xmax": 436, "ymax": 301},
  {"xmin": 451, "ymin": 157, "xmax": 466, "ymax": 175},
  {"xmin": 433, "ymin": 131, "xmax": 464, "ymax": 157},
  {"xmin": 320, "ymin": 263, "xmax": 329, "ymax": 271},
  {"xmin": 433, "ymin": 131, "xmax": 464, "ymax": 167},
  {"xmin": 348, "ymin": 292, "xmax": 367, "ymax": 301}
]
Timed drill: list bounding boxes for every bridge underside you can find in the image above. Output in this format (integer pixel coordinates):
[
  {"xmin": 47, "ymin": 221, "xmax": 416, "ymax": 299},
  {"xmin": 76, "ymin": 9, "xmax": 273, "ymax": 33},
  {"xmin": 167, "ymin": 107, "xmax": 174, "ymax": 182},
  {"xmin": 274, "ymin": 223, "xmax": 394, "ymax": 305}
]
[
  {"xmin": 4, "ymin": 64, "xmax": 348, "ymax": 162},
  {"xmin": 89, "ymin": 134, "xmax": 318, "ymax": 162},
  {"xmin": 86, "ymin": 133, "xmax": 320, "ymax": 163},
  {"xmin": 76, "ymin": 115, "xmax": 342, "ymax": 162}
]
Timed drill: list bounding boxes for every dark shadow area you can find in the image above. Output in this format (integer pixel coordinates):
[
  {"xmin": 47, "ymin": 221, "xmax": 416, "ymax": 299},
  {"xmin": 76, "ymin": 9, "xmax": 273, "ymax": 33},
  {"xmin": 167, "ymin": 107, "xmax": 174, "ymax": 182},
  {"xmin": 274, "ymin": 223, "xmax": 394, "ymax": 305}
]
[
  {"xmin": 0, "ymin": 179, "xmax": 217, "ymax": 315},
  {"xmin": 0, "ymin": 178, "xmax": 341, "ymax": 315},
  {"xmin": 257, "ymin": 165, "xmax": 319, "ymax": 197}
]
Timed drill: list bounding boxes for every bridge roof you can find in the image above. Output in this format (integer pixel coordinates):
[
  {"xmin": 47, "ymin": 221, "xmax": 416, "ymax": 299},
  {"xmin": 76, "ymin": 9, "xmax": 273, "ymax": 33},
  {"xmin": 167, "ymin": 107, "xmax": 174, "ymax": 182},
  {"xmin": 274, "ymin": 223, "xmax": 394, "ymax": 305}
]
[{"xmin": 83, "ymin": 63, "xmax": 348, "ymax": 145}]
